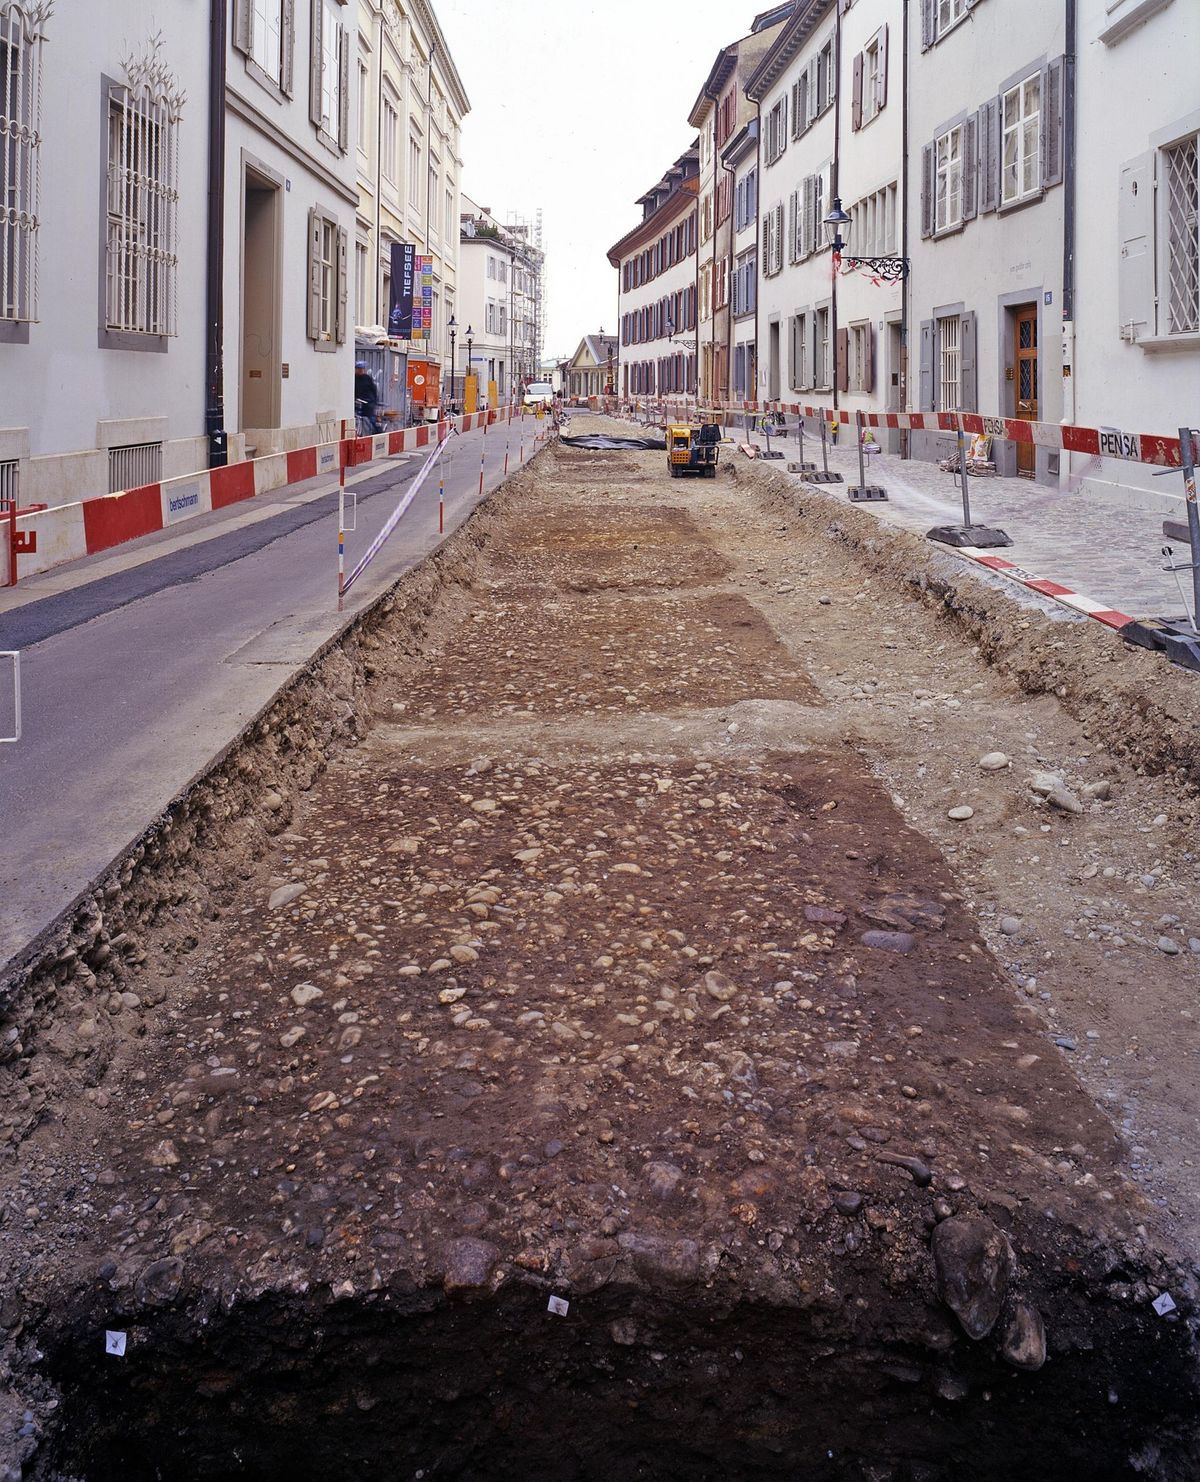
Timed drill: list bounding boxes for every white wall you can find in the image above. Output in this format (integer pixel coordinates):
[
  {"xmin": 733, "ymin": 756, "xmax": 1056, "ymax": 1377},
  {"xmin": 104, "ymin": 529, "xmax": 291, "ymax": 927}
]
[
  {"xmin": 0, "ymin": 1, "xmax": 210, "ymax": 506},
  {"xmin": 1072, "ymin": 0, "xmax": 1198, "ymax": 509},
  {"xmin": 907, "ymin": 0, "xmax": 1065, "ymax": 480}
]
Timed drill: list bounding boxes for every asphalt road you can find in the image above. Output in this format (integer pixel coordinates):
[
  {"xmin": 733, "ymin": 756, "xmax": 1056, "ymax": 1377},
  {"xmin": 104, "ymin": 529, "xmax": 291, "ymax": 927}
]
[{"xmin": 0, "ymin": 417, "xmax": 546, "ymax": 972}]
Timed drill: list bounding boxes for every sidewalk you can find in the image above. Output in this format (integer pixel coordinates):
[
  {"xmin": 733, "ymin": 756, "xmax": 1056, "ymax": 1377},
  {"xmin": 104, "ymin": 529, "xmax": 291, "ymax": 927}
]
[{"xmin": 738, "ymin": 423, "xmax": 1190, "ymax": 623}]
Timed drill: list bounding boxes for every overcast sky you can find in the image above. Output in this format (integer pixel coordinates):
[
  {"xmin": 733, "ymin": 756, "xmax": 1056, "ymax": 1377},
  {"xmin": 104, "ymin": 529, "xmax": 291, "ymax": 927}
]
[{"xmin": 435, "ymin": 0, "xmax": 766, "ymax": 360}]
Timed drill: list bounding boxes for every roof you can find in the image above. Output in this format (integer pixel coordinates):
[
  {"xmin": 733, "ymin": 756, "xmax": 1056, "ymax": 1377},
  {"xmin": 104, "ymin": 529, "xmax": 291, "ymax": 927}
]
[
  {"xmin": 745, "ymin": 0, "xmax": 835, "ymax": 101},
  {"xmin": 606, "ymin": 176, "xmax": 699, "ymax": 266},
  {"xmin": 566, "ymin": 333, "xmax": 618, "ymax": 370},
  {"xmin": 687, "ymin": 43, "xmax": 739, "ymax": 128},
  {"xmin": 721, "ymin": 116, "xmax": 759, "ymax": 167},
  {"xmin": 752, "ymin": 2, "xmax": 796, "ymax": 31}
]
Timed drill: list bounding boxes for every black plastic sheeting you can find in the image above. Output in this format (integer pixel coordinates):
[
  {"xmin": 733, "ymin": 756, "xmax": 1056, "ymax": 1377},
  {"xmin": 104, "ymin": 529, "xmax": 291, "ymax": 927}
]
[{"xmin": 559, "ymin": 434, "xmax": 667, "ymax": 451}]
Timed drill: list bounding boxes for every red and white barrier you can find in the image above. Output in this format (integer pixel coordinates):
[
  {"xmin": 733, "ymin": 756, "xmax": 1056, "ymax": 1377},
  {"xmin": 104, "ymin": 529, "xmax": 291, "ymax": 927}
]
[
  {"xmin": 597, "ymin": 395, "xmax": 1185, "ymax": 470},
  {"xmin": 9, "ymin": 407, "xmax": 519, "ymax": 585}
]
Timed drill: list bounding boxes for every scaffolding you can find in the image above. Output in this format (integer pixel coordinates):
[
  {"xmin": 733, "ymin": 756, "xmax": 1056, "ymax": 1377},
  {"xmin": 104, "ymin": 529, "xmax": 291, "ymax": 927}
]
[{"xmin": 504, "ymin": 208, "xmax": 545, "ymax": 389}]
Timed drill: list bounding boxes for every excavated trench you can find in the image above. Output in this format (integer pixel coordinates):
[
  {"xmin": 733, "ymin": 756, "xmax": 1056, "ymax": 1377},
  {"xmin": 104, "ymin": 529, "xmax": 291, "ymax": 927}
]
[{"xmin": 5, "ymin": 425, "xmax": 1200, "ymax": 1481}]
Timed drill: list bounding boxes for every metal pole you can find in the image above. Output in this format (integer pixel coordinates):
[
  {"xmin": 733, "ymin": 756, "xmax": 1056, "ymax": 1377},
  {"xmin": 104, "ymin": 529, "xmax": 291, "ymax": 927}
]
[
  {"xmin": 956, "ymin": 414, "xmax": 973, "ymax": 530},
  {"xmin": 856, "ymin": 410, "xmax": 867, "ymax": 489},
  {"xmin": 820, "ymin": 418, "xmax": 830, "ymax": 477},
  {"xmin": 1180, "ymin": 426, "xmax": 1200, "ymax": 632}
]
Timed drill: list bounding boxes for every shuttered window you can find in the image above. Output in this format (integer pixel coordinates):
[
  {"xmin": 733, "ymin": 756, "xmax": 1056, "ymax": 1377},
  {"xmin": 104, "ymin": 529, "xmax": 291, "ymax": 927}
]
[
  {"xmin": 937, "ymin": 314, "xmax": 959, "ymax": 410},
  {"xmin": 307, "ymin": 205, "xmax": 348, "ymax": 348},
  {"xmin": 0, "ymin": 0, "xmax": 50, "ymax": 325},
  {"xmin": 934, "ymin": 125, "xmax": 963, "ymax": 233},
  {"xmin": 310, "ymin": 0, "xmax": 349, "ymax": 152},
  {"xmin": 1001, "ymin": 73, "xmax": 1040, "ymax": 205},
  {"xmin": 1164, "ymin": 134, "xmax": 1199, "ymax": 335}
]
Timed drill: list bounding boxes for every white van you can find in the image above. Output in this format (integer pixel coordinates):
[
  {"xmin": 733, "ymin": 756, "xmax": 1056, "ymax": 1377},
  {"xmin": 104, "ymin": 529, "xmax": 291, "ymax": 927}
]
[{"xmin": 523, "ymin": 381, "xmax": 554, "ymax": 410}]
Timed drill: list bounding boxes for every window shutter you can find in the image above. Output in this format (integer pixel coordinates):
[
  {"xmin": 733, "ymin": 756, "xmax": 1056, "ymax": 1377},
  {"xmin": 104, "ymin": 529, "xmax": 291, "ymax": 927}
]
[
  {"xmin": 337, "ymin": 25, "xmax": 350, "ymax": 150},
  {"xmin": 863, "ymin": 325, "xmax": 874, "ymax": 393},
  {"xmin": 336, "ymin": 225, "xmax": 348, "ymax": 342},
  {"xmin": 801, "ymin": 175, "xmax": 813, "ymax": 257},
  {"xmin": 921, "ymin": 0, "xmax": 935, "ymax": 49},
  {"xmin": 962, "ymin": 113, "xmax": 979, "ymax": 220},
  {"xmin": 852, "ymin": 52, "xmax": 863, "ymax": 131},
  {"xmin": 808, "ymin": 58, "xmax": 819, "ymax": 125},
  {"xmin": 281, "ymin": 0, "xmax": 296, "ymax": 95},
  {"xmin": 306, "ymin": 207, "xmax": 322, "ymax": 341},
  {"xmin": 878, "ymin": 26, "xmax": 888, "ymax": 110},
  {"xmin": 1042, "ymin": 56, "xmax": 1065, "ymax": 188},
  {"xmin": 781, "ymin": 93, "xmax": 788, "ymax": 146},
  {"xmin": 1118, "ymin": 151, "xmax": 1154, "ymax": 335},
  {"xmin": 959, "ymin": 311, "xmax": 977, "ymax": 412},
  {"xmin": 921, "ymin": 143, "xmax": 934, "ymax": 237},
  {"xmin": 836, "ymin": 327, "xmax": 849, "ymax": 392},
  {"xmin": 762, "ymin": 213, "xmax": 770, "ymax": 275},
  {"xmin": 978, "ymin": 98, "xmax": 999, "ymax": 213},
  {"xmin": 918, "ymin": 319, "xmax": 934, "ymax": 410},
  {"xmin": 774, "ymin": 202, "xmax": 784, "ymax": 274},
  {"xmin": 788, "ymin": 191, "xmax": 798, "ymax": 262},
  {"xmin": 309, "ymin": 0, "xmax": 323, "ymax": 128},
  {"xmin": 233, "ymin": 0, "xmax": 252, "ymax": 54}
]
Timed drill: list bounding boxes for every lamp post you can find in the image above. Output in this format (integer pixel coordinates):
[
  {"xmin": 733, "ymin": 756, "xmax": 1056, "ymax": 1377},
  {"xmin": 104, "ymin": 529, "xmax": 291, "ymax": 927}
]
[
  {"xmin": 448, "ymin": 314, "xmax": 457, "ymax": 408},
  {"xmin": 465, "ymin": 325, "xmax": 474, "ymax": 408},
  {"xmin": 822, "ymin": 197, "xmax": 910, "ymax": 282}
]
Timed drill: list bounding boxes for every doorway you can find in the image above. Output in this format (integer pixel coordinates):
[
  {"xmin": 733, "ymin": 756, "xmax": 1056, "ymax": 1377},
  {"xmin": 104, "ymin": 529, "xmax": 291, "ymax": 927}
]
[
  {"xmin": 241, "ymin": 169, "xmax": 282, "ymax": 433},
  {"xmin": 1011, "ymin": 303, "xmax": 1038, "ymax": 477},
  {"xmin": 768, "ymin": 320, "xmax": 780, "ymax": 401}
]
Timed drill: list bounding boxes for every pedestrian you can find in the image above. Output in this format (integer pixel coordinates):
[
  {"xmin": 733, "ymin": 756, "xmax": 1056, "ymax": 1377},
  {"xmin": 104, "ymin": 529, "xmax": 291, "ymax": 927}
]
[{"xmin": 354, "ymin": 361, "xmax": 381, "ymax": 433}]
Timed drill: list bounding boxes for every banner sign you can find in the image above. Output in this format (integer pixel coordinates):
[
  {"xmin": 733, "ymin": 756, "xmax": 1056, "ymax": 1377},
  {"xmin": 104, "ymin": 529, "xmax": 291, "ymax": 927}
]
[
  {"xmin": 388, "ymin": 242, "xmax": 415, "ymax": 339},
  {"xmin": 411, "ymin": 255, "xmax": 434, "ymax": 340}
]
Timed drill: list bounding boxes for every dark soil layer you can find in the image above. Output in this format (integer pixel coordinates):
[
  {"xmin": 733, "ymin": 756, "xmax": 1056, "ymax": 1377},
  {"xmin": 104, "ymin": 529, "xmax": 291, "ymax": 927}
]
[{"xmin": 38, "ymin": 1281, "xmax": 1197, "ymax": 1482}]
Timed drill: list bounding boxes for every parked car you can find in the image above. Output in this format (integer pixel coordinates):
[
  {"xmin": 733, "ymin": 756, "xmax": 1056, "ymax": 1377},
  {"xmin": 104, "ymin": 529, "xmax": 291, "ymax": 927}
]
[{"xmin": 523, "ymin": 381, "xmax": 554, "ymax": 410}]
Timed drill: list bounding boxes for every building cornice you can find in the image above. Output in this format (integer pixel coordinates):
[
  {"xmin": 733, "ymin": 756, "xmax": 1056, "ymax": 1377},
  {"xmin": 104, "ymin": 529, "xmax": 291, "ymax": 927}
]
[
  {"xmin": 410, "ymin": 0, "xmax": 471, "ymax": 118},
  {"xmin": 606, "ymin": 179, "xmax": 698, "ymax": 267},
  {"xmin": 721, "ymin": 117, "xmax": 758, "ymax": 167},
  {"xmin": 745, "ymin": 0, "xmax": 835, "ymax": 102},
  {"xmin": 688, "ymin": 44, "xmax": 739, "ymax": 127}
]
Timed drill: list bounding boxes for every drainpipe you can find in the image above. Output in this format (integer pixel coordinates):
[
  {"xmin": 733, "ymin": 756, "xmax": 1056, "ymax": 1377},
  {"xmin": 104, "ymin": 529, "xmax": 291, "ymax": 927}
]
[
  {"xmin": 720, "ymin": 151, "xmax": 737, "ymax": 405},
  {"xmin": 830, "ymin": 3, "xmax": 843, "ymax": 420},
  {"xmin": 1061, "ymin": 0, "xmax": 1077, "ymax": 451},
  {"xmin": 753, "ymin": 100, "xmax": 761, "ymax": 406},
  {"xmin": 204, "ymin": 0, "xmax": 228, "ymax": 468},
  {"xmin": 900, "ymin": 0, "xmax": 910, "ymax": 457},
  {"xmin": 375, "ymin": 6, "xmax": 383, "ymax": 324}
]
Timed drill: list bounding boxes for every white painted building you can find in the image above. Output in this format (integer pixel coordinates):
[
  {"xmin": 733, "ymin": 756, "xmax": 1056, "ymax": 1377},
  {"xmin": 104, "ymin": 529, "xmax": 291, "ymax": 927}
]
[
  {"xmin": 907, "ymin": 0, "xmax": 1067, "ymax": 481},
  {"xmin": 1073, "ymin": 0, "xmax": 1198, "ymax": 509},
  {"xmin": 724, "ymin": 118, "xmax": 759, "ymax": 401},
  {"xmin": 747, "ymin": 0, "xmax": 838, "ymax": 405},
  {"xmin": 835, "ymin": 0, "xmax": 904, "ymax": 444},
  {"xmin": 608, "ymin": 145, "xmax": 699, "ymax": 401},
  {"xmin": 0, "ymin": 1, "xmax": 211, "ymax": 506},
  {"xmin": 561, "ymin": 333, "xmax": 617, "ymax": 401},
  {"xmin": 456, "ymin": 195, "xmax": 544, "ymax": 403},
  {"xmin": 354, "ymin": 0, "xmax": 468, "ymax": 419}
]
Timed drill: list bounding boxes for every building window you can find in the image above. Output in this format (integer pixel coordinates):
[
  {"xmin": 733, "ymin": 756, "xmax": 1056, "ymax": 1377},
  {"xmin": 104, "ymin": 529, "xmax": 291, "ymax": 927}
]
[
  {"xmin": 816, "ymin": 306, "xmax": 830, "ymax": 389},
  {"xmin": 1163, "ymin": 133, "xmax": 1199, "ymax": 334},
  {"xmin": 355, "ymin": 239, "xmax": 367, "ymax": 324},
  {"xmin": 306, "ymin": 205, "xmax": 346, "ymax": 348},
  {"xmin": 1001, "ymin": 74, "xmax": 1041, "ymax": 205},
  {"xmin": 381, "ymin": 95, "xmax": 398, "ymax": 183},
  {"xmin": 849, "ymin": 322, "xmax": 873, "ymax": 392},
  {"xmin": 938, "ymin": 313, "xmax": 960, "ymax": 409},
  {"xmin": 357, "ymin": 59, "xmax": 368, "ymax": 148},
  {"xmin": 850, "ymin": 182, "xmax": 898, "ymax": 256},
  {"xmin": 427, "ymin": 155, "xmax": 438, "ymax": 232},
  {"xmin": 923, "ymin": 0, "xmax": 970, "ymax": 47},
  {"xmin": 853, "ymin": 27, "xmax": 887, "ymax": 130},
  {"xmin": 251, "ymin": 0, "xmax": 283, "ymax": 84},
  {"xmin": 935, "ymin": 124, "xmax": 963, "ymax": 233},
  {"xmin": 105, "ymin": 52, "xmax": 184, "ymax": 337},
  {"xmin": 445, "ymin": 187, "xmax": 454, "ymax": 242},
  {"xmin": 764, "ymin": 94, "xmax": 787, "ymax": 164},
  {"xmin": 310, "ymin": 0, "xmax": 348, "ymax": 152},
  {"xmin": 1, "ymin": 1, "xmax": 51, "ymax": 325},
  {"xmin": 408, "ymin": 131, "xmax": 420, "ymax": 205}
]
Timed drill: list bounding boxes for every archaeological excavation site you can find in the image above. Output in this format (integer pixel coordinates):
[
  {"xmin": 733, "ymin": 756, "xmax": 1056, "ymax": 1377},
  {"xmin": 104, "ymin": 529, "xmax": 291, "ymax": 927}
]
[{"xmin": 2, "ymin": 420, "xmax": 1199, "ymax": 1481}]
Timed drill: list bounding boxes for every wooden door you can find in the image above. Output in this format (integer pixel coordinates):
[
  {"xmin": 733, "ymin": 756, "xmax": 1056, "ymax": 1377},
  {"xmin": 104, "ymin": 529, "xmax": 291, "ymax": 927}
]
[{"xmin": 1012, "ymin": 305, "xmax": 1038, "ymax": 477}]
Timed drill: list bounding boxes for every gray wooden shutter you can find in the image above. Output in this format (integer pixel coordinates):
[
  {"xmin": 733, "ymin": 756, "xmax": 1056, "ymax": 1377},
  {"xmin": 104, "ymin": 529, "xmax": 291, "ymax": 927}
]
[
  {"xmin": 959, "ymin": 311, "xmax": 977, "ymax": 411},
  {"xmin": 803, "ymin": 175, "xmax": 815, "ymax": 256},
  {"xmin": 878, "ymin": 26, "xmax": 888, "ymax": 110},
  {"xmin": 918, "ymin": 319, "xmax": 934, "ymax": 410},
  {"xmin": 233, "ymin": 0, "xmax": 252, "ymax": 54},
  {"xmin": 281, "ymin": 0, "xmax": 296, "ymax": 95},
  {"xmin": 978, "ymin": 98, "xmax": 999, "ymax": 213},
  {"xmin": 774, "ymin": 202, "xmax": 784, "ymax": 274},
  {"xmin": 309, "ymin": 0, "xmax": 324, "ymax": 127},
  {"xmin": 836, "ymin": 327, "xmax": 849, "ymax": 392},
  {"xmin": 1042, "ymin": 57, "xmax": 1065, "ymax": 188},
  {"xmin": 962, "ymin": 114, "xmax": 979, "ymax": 220},
  {"xmin": 1118, "ymin": 152, "xmax": 1154, "ymax": 335},
  {"xmin": 863, "ymin": 324, "xmax": 874, "ymax": 392},
  {"xmin": 306, "ymin": 207, "xmax": 322, "ymax": 340},
  {"xmin": 920, "ymin": 143, "xmax": 934, "ymax": 237},
  {"xmin": 921, "ymin": 0, "xmax": 935, "ymax": 50},
  {"xmin": 336, "ymin": 226, "xmax": 348, "ymax": 342},
  {"xmin": 852, "ymin": 51, "xmax": 863, "ymax": 130},
  {"xmin": 337, "ymin": 26, "xmax": 350, "ymax": 150},
  {"xmin": 788, "ymin": 190, "xmax": 798, "ymax": 262}
]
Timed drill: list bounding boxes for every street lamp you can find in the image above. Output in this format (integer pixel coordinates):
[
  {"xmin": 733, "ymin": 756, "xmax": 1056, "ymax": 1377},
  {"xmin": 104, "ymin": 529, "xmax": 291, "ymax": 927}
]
[
  {"xmin": 822, "ymin": 196, "xmax": 909, "ymax": 281},
  {"xmin": 448, "ymin": 314, "xmax": 457, "ymax": 407},
  {"xmin": 465, "ymin": 325, "xmax": 473, "ymax": 407}
]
